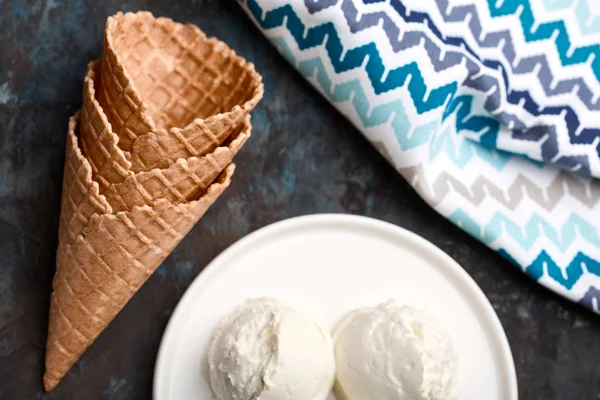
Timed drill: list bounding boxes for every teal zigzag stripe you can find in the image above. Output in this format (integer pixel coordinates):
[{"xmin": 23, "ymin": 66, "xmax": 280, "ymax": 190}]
[
  {"xmin": 488, "ymin": 0, "xmax": 600, "ymax": 81},
  {"xmin": 298, "ymin": 56, "xmax": 437, "ymax": 150},
  {"xmin": 246, "ymin": 0, "xmax": 504, "ymax": 150},
  {"xmin": 250, "ymin": 4, "xmax": 600, "ymax": 294},
  {"xmin": 572, "ymin": 1, "xmax": 600, "ymax": 35},
  {"xmin": 272, "ymin": 37, "xmax": 509, "ymax": 169},
  {"xmin": 525, "ymin": 251, "xmax": 600, "ymax": 289},
  {"xmin": 246, "ymin": 1, "xmax": 454, "ymax": 105},
  {"xmin": 274, "ymin": 30, "xmax": 600, "ymax": 292},
  {"xmin": 245, "ymin": 0, "xmax": 457, "ymax": 108},
  {"xmin": 449, "ymin": 210, "xmax": 600, "ymax": 252},
  {"xmin": 499, "ymin": 249, "xmax": 600, "ymax": 290},
  {"xmin": 450, "ymin": 210, "xmax": 600, "ymax": 289},
  {"xmin": 247, "ymin": 0, "xmax": 504, "ymax": 146},
  {"xmin": 542, "ymin": 0, "xmax": 574, "ymax": 11},
  {"xmin": 542, "ymin": 0, "xmax": 600, "ymax": 35},
  {"xmin": 429, "ymin": 122, "xmax": 512, "ymax": 170}
]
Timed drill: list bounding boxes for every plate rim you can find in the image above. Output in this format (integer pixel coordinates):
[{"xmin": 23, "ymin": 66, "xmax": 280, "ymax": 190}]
[{"xmin": 153, "ymin": 213, "xmax": 518, "ymax": 399}]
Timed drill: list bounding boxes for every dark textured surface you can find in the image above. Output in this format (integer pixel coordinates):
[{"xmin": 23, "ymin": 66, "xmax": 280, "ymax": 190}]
[{"xmin": 0, "ymin": 0, "xmax": 599, "ymax": 399}]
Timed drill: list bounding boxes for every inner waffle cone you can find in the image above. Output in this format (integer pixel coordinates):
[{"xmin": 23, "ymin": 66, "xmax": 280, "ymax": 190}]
[
  {"xmin": 81, "ymin": 61, "xmax": 252, "ymax": 190},
  {"xmin": 44, "ymin": 113, "xmax": 236, "ymax": 391},
  {"xmin": 80, "ymin": 62, "xmax": 131, "ymax": 190},
  {"xmin": 99, "ymin": 11, "xmax": 264, "ymax": 153},
  {"xmin": 80, "ymin": 63, "xmax": 251, "ymax": 215},
  {"xmin": 103, "ymin": 119, "xmax": 249, "ymax": 212}
]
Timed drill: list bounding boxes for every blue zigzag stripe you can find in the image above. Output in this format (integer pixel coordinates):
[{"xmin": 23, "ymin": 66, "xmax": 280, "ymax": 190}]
[
  {"xmin": 433, "ymin": 0, "xmax": 600, "ymax": 116},
  {"xmin": 245, "ymin": 0, "xmax": 456, "ymax": 109},
  {"xmin": 542, "ymin": 0, "xmax": 572, "ymax": 12},
  {"xmin": 498, "ymin": 249, "xmax": 600, "ymax": 291},
  {"xmin": 272, "ymin": 31, "xmax": 600, "ymax": 268},
  {"xmin": 334, "ymin": 0, "xmax": 600, "ymax": 118},
  {"xmin": 450, "ymin": 209, "xmax": 600, "ymax": 290},
  {"xmin": 272, "ymin": 36, "xmax": 511, "ymax": 170},
  {"xmin": 341, "ymin": 0, "xmax": 598, "ymax": 170},
  {"xmin": 274, "ymin": 32, "xmax": 578, "ymax": 174},
  {"xmin": 387, "ymin": 0, "xmax": 600, "ymax": 94},
  {"xmin": 257, "ymin": 1, "xmax": 592, "ymax": 174},
  {"xmin": 243, "ymin": 0, "xmax": 600, "ymax": 310},
  {"xmin": 245, "ymin": 0, "xmax": 503, "ymax": 144},
  {"xmin": 429, "ymin": 121, "xmax": 512, "ymax": 170},
  {"xmin": 264, "ymin": 3, "xmax": 458, "ymax": 110},
  {"xmin": 488, "ymin": 0, "xmax": 600, "ymax": 81},
  {"xmin": 242, "ymin": 0, "xmax": 600, "ymax": 309},
  {"xmin": 449, "ymin": 210, "xmax": 600, "ymax": 253},
  {"xmin": 351, "ymin": 0, "xmax": 600, "ymax": 114},
  {"xmin": 543, "ymin": 0, "xmax": 600, "ymax": 35},
  {"xmin": 247, "ymin": 1, "xmax": 501, "ymax": 145},
  {"xmin": 377, "ymin": 0, "xmax": 600, "ymax": 159},
  {"xmin": 250, "ymin": 0, "xmax": 598, "ymax": 175},
  {"xmin": 298, "ymin": 56, "xmax": 438, "ymax": 150},
  {"xmin": 327, "ymin": 0, "xmax": 596, "ymax": 173},
  {"xmin": 379, "ymin": 0, "xmax": 600, "ymax": 84}
]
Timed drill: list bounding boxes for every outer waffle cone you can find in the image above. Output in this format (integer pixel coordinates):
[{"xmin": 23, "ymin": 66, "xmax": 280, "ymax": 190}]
[
  {"xmin": 59, "ymin": 114, "xmax": 112, "ymax": 246},
  {"xmin": 44, "ymin": 113, "xmax": 236, "ymax": 390},
  {"xmin": 99, "ymin": 11, "xmax": 264, "ymax": 152}
]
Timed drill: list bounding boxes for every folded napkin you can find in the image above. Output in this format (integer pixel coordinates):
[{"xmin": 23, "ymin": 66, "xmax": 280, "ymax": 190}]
[{"xmin": 240, "ymin": 0, "xmax": 600, "ymax": 312}]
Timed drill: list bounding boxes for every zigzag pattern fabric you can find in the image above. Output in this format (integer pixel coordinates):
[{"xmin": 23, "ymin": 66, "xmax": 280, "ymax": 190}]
[{"xmin": 240, "ymin": 0, "xmax": 600, "ymax": 313}]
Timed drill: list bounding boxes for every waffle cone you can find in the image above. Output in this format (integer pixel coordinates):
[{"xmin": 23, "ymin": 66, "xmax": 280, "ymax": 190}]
[
  {"xmin": 59, "ymin": 114, "xmax": 113, "ymax": 246},
  {"xmin": 104, "ymin": 117, "xmax": 250, "ymax": 212},
  {"xmin": 81, "ymin": 60, "xmax": 252, "ymax": 180},
  {"xmin": 126, "ymin": 112, "xmax": 252, "ymax": 171},
  {"xmin": 80, "ymin": 61, "xmax": 131, "ymax": 189},
  {"xmin": 44, "ymin": 113, "xmax": 236, "ymax": 390},
  {"xmin": 46, "ymin": 10, "xmax": 263, "ymax": 391},
  {"xmin": 99, "ymin": 11, "xmax": 263, "ymax": 153}
]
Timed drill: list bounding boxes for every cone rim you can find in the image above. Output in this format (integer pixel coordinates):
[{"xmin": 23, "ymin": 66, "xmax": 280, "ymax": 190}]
[{"xmin": 104, "ymin": 11, "xmax": 264, "ymax": 136}]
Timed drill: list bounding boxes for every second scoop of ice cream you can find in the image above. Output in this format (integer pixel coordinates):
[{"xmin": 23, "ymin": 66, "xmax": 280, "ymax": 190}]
[
  {"xmin": 333, "ymin": 301, "xmax": 458, "ymax": 400},
  {"xmin": 208, "ymin": 298, "xmax": 335, "ymax": 400}
]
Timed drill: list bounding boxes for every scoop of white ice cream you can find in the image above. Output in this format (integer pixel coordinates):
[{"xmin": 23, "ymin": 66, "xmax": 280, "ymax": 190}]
[
  {"xmin": 208, "ymin": 298, "xmax": 335, "ymax": 400},
  {"xmin": 333, "ymin": 301, "xmax": 458, "ymax": 400}
]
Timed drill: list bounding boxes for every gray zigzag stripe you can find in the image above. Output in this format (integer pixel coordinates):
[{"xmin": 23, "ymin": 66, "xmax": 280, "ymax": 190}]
[
  {"xmin": 340, "ymin": 0, "xmax": 464, "ymax": 71},
  {"xmin": 461, "ymin": 72, "xmax": 591, "ymax": 172},
  {"xmin": 339, "ymin": 0, "xmax": 590, "ymax": 170},
  {"xmin": 580, "ymin": 286, "xmax": 600, "ymax": 312},
  {"xmin": 435, "ymin": 0, "xmax": 600, "ymax": 111},
  {"xmin": 305, "ymin": 0, "xmax": 338, "ymax": 13},
  {"xmin": 338, "ymin": 1, "xmax": 528, "ymax": 127},
  {"xmin": 371, "ymin": 141, "xmax": 598, "ymax": 209},
  {"xmin": 336, "ymin": 0, "xmax": 600, "ymax": 112},
  {"xmin": 326, "ymin": 0, "xmax": 599, "ymax": 111},
  {"xmin": 399, "ymin": 164, "xmax": 600, "ymax": 210}
]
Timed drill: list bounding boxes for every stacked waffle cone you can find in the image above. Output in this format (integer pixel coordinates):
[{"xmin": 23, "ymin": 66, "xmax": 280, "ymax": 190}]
[{"xmin": 45, "ymin": 11, "xmax": 263, "ymax": 391}]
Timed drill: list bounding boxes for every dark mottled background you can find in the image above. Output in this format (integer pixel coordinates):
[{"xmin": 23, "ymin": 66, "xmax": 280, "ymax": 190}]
[{"xmin": 0, "ymin": 0, "xmax": 599, "ymax": 399}]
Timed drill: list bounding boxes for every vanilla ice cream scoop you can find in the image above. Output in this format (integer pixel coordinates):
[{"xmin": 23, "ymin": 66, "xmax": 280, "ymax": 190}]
[
  {"xmin": 333, "ymin": 301, "xmax": 458, "ymax": 400},
  {"xmin": 208, "ymin": 298, "xmax": 335, "ymax": 400}
]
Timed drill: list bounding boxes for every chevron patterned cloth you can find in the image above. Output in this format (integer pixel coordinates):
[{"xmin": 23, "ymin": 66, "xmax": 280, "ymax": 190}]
[{"xmin": 240, "ymin": 0, "xmax": 600, "ymax": 312}]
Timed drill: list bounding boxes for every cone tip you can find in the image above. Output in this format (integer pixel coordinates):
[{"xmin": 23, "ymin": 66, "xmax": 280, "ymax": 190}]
[{"xmin": 43, "ymin": 370, "xmax": 59, "ymax": 392}]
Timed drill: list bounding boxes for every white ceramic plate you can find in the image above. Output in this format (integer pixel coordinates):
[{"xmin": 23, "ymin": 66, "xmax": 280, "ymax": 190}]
[{"xmin": 154, "ymin": 214, "xmax": 518, "ymax": 400}]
